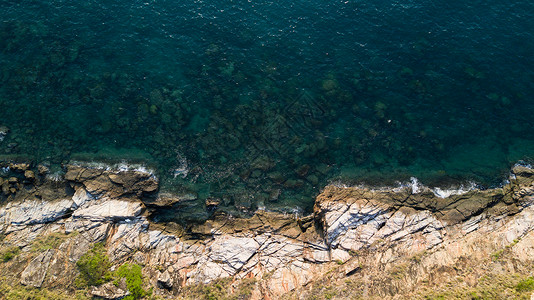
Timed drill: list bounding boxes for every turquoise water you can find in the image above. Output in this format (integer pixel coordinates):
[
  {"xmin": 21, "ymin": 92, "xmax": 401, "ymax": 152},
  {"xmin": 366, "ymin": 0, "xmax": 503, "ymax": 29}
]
[{"xmin": 1, "ymin": 0, "xmax": 534, "ymax": 217}]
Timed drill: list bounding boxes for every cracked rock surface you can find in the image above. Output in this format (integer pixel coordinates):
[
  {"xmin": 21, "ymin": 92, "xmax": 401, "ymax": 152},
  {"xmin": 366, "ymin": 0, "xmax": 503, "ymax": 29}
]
[{"xmin": 0, "ymin": 164, "xmax": 534, "ymax": 299}]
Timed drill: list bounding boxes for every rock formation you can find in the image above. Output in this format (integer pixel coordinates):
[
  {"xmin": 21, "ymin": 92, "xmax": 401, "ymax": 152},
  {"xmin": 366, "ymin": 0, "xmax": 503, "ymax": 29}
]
[{"xmin": 1, "ymin": 163, "xmax": 534, "ymax": 299}]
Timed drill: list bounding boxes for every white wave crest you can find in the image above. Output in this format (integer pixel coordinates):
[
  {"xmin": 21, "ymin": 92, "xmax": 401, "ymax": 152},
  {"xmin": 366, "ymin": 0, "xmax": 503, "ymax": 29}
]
[
  {"xmin": 46, "ymin": 172, "xmax": 64, "ymax": 182},
  {"xmin": 70, "ymin": 160, "xmax": 156, "ymax": 178},
  {"xmin": 432, "ymin": 182, "xmax": 477, "ymax": 198}
]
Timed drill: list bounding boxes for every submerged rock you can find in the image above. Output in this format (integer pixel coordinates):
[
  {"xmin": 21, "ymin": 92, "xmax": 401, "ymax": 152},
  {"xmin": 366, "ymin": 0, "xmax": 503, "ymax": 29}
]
[
  {"xmin": 0, "ymin": 126, "xmax": 9, "ymax": 142},
  {"xmin": 143, "ymin": 193, "xmax": 189, "ymax": 207}
]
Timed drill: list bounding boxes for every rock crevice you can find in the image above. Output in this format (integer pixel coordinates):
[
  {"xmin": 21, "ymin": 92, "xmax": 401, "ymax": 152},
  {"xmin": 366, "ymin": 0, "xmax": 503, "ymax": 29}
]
[{"xmin": 0, "ymin": 164, "xmax": 533, "ymax": 299}]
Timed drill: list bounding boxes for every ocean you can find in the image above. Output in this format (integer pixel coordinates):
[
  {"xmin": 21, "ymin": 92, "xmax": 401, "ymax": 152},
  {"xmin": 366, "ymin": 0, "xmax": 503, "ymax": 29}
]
[{"xmin": 1, "ymin": 0, "xmax": 534, "ymax": 219}]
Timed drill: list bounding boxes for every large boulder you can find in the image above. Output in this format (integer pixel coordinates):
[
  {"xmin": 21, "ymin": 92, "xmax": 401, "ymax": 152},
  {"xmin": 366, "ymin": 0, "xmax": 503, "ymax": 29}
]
[
  {"xmin": 0, "ymin": 199, "xmax": 74, "ymax": 228},
  {"xmin": 65, "ymin": 165, "xmax": 158, "ymax": 198},
  {"xmin": 72, "ymin": 199, "xmax": 144, "ymax": 222},
  {"xmin": 20, "ymin": 249, "xmax": 55, "ymax": 288},
  {"xmin": 90, "ymin": 281, "xmax": 129, "ymax": 299}
]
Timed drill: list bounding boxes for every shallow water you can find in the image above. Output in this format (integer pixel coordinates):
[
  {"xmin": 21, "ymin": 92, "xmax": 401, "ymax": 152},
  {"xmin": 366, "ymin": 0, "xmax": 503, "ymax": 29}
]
[{"xmin": 1, "ymin": 0, "xmax": 534, "ymax": 218}]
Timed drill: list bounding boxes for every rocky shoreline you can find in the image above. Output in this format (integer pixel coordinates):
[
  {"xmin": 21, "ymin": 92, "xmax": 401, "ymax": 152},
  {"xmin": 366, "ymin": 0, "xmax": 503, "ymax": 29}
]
[{"xmin": 1, "ymin": 163, "xmax": 534, "ymax": 299}]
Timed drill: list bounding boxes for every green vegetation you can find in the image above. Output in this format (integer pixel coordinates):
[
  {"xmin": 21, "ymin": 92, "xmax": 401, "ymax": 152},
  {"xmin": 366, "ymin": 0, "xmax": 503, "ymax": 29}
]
[
  {"xmin": 0, "ymin": 276, "xmax": 89, "ymax": 300},
  {"xmin": 75, "ymin": 243, "xmax": 112, "ymax": 287},
  {"xmin": 75, "ymin": 244, "xmax": 151, "ymax": 299},
  {"xmin": 492, "ymin": 239, "xmax": 522, "ymax": 261},
  {"xmin": 322, "ymin": 287, "xmax": 336, "ymax": 299},
  {"xmin": 419, "ymin": 273, "xmax": 534, "ymax": 300},
  {"xmin": 409, "ymin": 250, "xmax": 427, "ymax": 263},
  {"xmin": 115, "ymin": 263, "xmax": 148, "ymax": 300},
  {"xmin": 179, "ymin": 277, "xmax": 256, "ymax": 300},
  {"xmin": 491, "ymin": 249, "xmax": 504, "ymax": 261},
  {"xmin": 31, "ymin": 231, "xmax": 76, "ymax": 252},
  {"xmin": 281, "ymin": 261, "xmax": 344, "ymax": 300},
  {"xmin": 348, "ymin": 250, "xmax": 359, "ymax": 256},
  {"xmin": 1, "ymin": 246, "xmax": 20, "ymax": 262},
  {"xmin": 515, "ymin": 277, "xmax": 534, "ymax": 292},
  {"xmin": 389, "ymin": 263, "xmax": 409, "ymax": 280}
]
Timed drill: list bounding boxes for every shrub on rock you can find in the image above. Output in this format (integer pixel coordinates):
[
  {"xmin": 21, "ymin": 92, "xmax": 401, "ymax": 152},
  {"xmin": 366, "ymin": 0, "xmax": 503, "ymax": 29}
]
[
  {"xmin": 114, "ymin": 263, "xmax": 147, "ymax": 300},
  {"xmin": 75, "ymin": 243, "xmax": 112, "ymax": 287}
]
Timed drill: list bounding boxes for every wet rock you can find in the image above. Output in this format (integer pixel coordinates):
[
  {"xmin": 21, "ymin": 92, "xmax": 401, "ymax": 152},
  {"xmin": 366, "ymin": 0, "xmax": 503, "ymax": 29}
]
[
  {"xmin": 267, "ymin": 171, "xmax": 285, "ymax": 184},
  {"xmin": 296, "ymin": 164, "xmax": 310, "ymax": 177},
  {"xmin": 10, "ymin": 163, "xmax": 30, "ymax": 172},
  {"xmin": 306, "ymin": 174, "xmax": 319, "ymax": 185},
  {"xmin": 24, "ymin": 170, "xmax": 35, "ymax": 182},
  {"xmin": 108, "ymin": 171, "xmax": 158, "ymax": 194},
  {"xmin": 315, "ymin": 163, "xmax": 331, "ymax": 175},
  {"xmin": 251, "ymin": 169, "xmax": 262, "ymax": 178},
  {"xmin": 322, "ymin": 78, "xmax": 339, "ymax": 91},
  {"xmin": 143, "ymin": 193, "xmax": 182, "ymax": 207},
  {"xmin": 284, "ymin": 179, "xmax": 304, "ymax": 189},
  {"xmin": 37, "ymin": 164, "xmax": 50, "ymax": 176},
  {"xmin": 269, "ymin": 189, "xmax": 281, "ymax": 202},
  {"xmin": 64, "ymin": 165, "xmax": 103, "ymax": 182},
  {"xmin": 297, "ymin": 215, "xmax": 314, "ymax": 232},
  {"xmin": 66, "ymin": 165, "xmax": 158, "ymax": 198},
  {"xmin": 135, "ymin": 177, "xmax": 158, "ymax": 193},
  {"xmin": 0, "ymin": 125, "xmax": 9, "ymax": 141},
  {"xmin": 251, "ymin": 156, "xmax": 275, "ymax": 171},
  {"xmin": 3, "ymin": 164, "xmax": 534, "ymax": 299},
  {"xmin": 1, "ymin": 181, "xmax": 10, "ymax": 195},
  {"xmin": 205, "ymin": 198, "xmax": 220, "ymax": 208},
  {"xmin": 83, "ymin": 175, "xmax": 119, "ymax": 197},
  {"xmin": 512, "ymin": 165, "xmax": 534, "ymax": 177},
  {"xmin": 7, "ymin": 142, "xmax": 18, "ymax": 150}
]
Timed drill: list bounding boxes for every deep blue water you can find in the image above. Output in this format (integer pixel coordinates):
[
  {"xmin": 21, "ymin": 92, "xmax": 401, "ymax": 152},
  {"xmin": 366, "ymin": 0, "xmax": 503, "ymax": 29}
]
[{"xmin": 1, "ymin": 0, "xmax": 534, "ymax": 219}]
